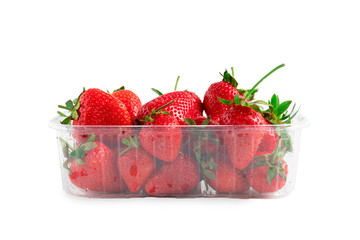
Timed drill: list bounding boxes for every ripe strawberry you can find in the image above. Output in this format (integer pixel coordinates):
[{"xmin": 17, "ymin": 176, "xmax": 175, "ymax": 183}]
[
  {"xmin": 137, "ymin": 77, "xmax": 203, "ymax": 125},
  {"xmin": 246, "ymin": 150, "xmax": 288, "ymax": 193},
  {"xmin": 205, "ymin": 157, "xmax": 250, "ymax": 193},
  {"xmin": 116, "ymin": 137, "xmax": 156, "ymax": 193},
  {"xmin": 58, "ymin": 88, "xmax": 132, "ymax": 126},
  {"xmin": 59, "ymin": 137, "xmax": 127, "ymax": 193},
  {"xmin": 139, "ymin": 100, "xmax": 182, "ymax": 162},
  {"xmin": 111, "ymin": 86, "xmax": 142, "ymax": 124},
  {"xmin": 145, "ymin": 152, "xmax": 200, "ymax": 195},
  {"xmin": 220, "ymin": 106, "xmax": 266, "ymax": 169},
  {"xmin": 203, "ymin": 68, "xmax": 255, "ymax": 123},
  {"xmin": 58, "ymin": 88, "xmax": 132, "ymax": 144},
  {"xmin": 219, "ymin": 64, "xmax": 286, "ymax": 170}
]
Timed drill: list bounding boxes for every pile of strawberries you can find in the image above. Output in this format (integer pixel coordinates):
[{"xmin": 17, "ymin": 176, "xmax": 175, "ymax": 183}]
[{"xmin": 57, "ymin": 64, "xmax": 299, "ymax": 196}]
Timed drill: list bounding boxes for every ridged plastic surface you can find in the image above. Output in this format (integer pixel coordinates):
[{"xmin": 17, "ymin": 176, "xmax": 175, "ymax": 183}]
[{"xmin": 49, "ymin": 115, "xmax": 308, "ymax": 199}]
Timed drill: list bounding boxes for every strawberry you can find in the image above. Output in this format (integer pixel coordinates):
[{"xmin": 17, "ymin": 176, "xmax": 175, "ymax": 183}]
[
  {"xmin": 58, "ymin": 88, "xmax": 131, "ymax": 126},
  {"xmin": 219, "ymin": 64, "xmax": 286, "ymax": 170},
  {"xmin": 205, "ymin": 157, "xmax": 250, "ymax": 193},
  {"xmin": 139, "ymin": 100, "xmax": 182, "ymax": 162},
  {"xmin": 116, "ymin": 137, "xmax": 156, "ymax": 193},
  {"xmin": 58, "ymin": 88, "xmax": 132, "ymax": 144},
  {"xmin": 220, "ymin": 106, "xmax": 266, "ymax": 169},
  {"xmin": 246, "ymin": 147, "xmax": 288, "ymax": 193},
  {"xmin": 137, "ymin": 77, "xmax": 203, "ymax": 125},
  {"xmin": 111, "ymin": 86, "xmax": 142, "ymax": 124},
  {"xmin": 145, "ymin": 152, "xmax": 200, "ymax": 195},
  {"xmin": 203, "ymin": 68, "xmax": 256, "ymax": 123},
  {"xmin": 59, "ymin": 136, "xmax": 127, "ymax": 193}
]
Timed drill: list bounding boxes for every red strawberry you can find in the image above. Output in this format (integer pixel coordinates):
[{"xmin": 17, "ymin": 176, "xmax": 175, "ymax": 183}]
[
  {"xmin": 246, "ymin": 151, "xmax": 288, "ymax": 193},
  {"xmin": 139, "ymin": 100, "xmax": 182, "ymax": 162},
  {"xmin": 137, "ymin": 91, "xmax": 202, "ymax": 125},
  {"xmin": 61, "ymin": 139, "xmax": 126, "ymax": 193},
  {"xmin": 220, "ymin": 104, "xmax": 267, "ymax": 169},
  {"xmin": 145, "ymin": 152, "xmax": 200, "ymax": 195},
  {"xmin": 73, "ymin": 88, "xmax": 131, "ymax": 125},
  {"xmin": 203, "ymin": 68, "xmax": 254, "ymax": 123},
  {"xmin": 111, "ymin": 86, "xmax": 142, "ymax": 124},
  {"xmin": 58, "ymin": 88, "xmax": 132, "ymax": 144},
  {"xmin": 204, "ymin": 83, "xmax": 242, "ymax": 123},
  {"xmin": 205, "ymin": 157, "xmax": 250, "ymax": 193},
  {"xmin": 116, "ymin": 137, "xmax": 156, "ymax": 193},
  {"xmin": 137, "ymin": 77, "xmax": 202, "ymax": 125},
  {"xmin": 219, "ymin": 64, "xmax": 286, "ymax": 169}
]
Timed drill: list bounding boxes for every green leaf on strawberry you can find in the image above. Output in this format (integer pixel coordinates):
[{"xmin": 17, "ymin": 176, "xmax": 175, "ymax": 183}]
[
  {"xmin": 203, "ymin": 169, "xmax": 216, "ymax": 180},
  {"xmin": 58, "ymin": 134, "xmax": 98, "ymax": 174},
  {"xmin": 151, "ymin": 88, "xmax": 163, "ymax": 96},
  {"xmin": 263, "ymin": 94, "xmax": 300, "ymax": 125},
  {"xmin": 69, "ymin": 147, "xmax": 86, "ymax": 160},
  {"xmin": 184, "ymin": 118, "xmax": 197, "ymax": 125},
  {"xmin": 57, "ymin": 88, "xmax": 86, "ymax": 124},
  {"xmin": 119, "ymin": 136, "xmax": 141, "ymax": 156}
]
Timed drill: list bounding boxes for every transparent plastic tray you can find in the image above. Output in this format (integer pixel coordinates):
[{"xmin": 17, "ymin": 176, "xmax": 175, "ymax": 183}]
[{"xmin": 49, "ymin": 114, "xmax": 309, "ymax": 199}]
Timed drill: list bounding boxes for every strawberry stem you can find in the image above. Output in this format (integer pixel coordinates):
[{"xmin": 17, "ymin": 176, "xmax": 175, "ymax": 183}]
[
  {"xmin": 243, "ymin": 64, "xmax": 285, "ymax": 103},
  {"xmin": 174, "ymin": 76, "xmax": 180, "ymax": 91},
  {"xmin": 270, "ymin": 137, "xmax": 282, "ymax": 164}
]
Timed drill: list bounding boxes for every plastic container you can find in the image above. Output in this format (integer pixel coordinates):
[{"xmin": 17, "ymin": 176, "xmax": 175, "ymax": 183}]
[{"xmin": 49, "ymin": 114, "xmax": 309, "ymax": 198}]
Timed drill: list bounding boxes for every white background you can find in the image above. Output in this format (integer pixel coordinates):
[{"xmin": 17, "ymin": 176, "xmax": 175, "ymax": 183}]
[{"xmin": 1, "ymin": 0, "xmax": 359, "ymax": 239}]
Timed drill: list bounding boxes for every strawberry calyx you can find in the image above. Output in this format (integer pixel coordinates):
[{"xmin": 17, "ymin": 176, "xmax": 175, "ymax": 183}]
[
  {"xmin": 57, "ymin": 88, "xmax": 85, "ymax": 124},
  {"xmin": 249, "ymin": 138, "xmax": 287, "ymax": 185},
  {"xmin": 112, "ymin": 86, "xmax": 125, "ymax": 93},
  {"xmin": 220, "ymin": 68, "xmax": 238, "ymax": 88},
  {"xmin": 141, "ymin": 99, "xmax": 176, "ymax": 123},
  {"xmin": 58, "ymin": 134, "xmax": 97, "ymax": 175},
  {"xmin": 218, "ymin": 93, "xmax": 268, "ymax": 113},
  {"xmin": 262, "ymin": 94, "xmax": 300, "ymax": 125},
  {"xmin": 184, "ymin": 116, "xmax": 211, "ymax": 126},
  {"xmin": 260, "ymin": 94, "xmax": 300, "ymax": 153},
  {"xmin": 119, "ymin": 136, "xmax": 141, "ymax": 156}
]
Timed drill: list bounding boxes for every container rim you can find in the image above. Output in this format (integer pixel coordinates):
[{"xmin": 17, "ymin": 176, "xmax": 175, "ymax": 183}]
[{"xmin": 49, "ymin": 113, "xmax": 310, "ymax": 131}]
